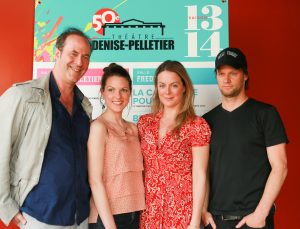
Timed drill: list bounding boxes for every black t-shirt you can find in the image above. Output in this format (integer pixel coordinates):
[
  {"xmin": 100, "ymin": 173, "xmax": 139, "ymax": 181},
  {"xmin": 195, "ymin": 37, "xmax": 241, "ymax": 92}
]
[{"xmin": 203, "ymin": 98, "xmax": 288, "ymax": 215}]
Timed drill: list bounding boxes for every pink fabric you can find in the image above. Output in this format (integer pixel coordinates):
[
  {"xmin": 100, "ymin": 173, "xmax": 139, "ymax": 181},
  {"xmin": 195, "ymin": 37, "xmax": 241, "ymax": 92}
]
[{"xmin": 101, "ymin": 118, "xmax": 145, "ymax": 214}]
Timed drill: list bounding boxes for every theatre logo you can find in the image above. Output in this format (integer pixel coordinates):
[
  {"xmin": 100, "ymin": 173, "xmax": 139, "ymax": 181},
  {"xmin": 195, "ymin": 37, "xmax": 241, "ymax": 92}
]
[{"xmin": 91, "ymin": 8, "xmax": 175, "ymax": 51}]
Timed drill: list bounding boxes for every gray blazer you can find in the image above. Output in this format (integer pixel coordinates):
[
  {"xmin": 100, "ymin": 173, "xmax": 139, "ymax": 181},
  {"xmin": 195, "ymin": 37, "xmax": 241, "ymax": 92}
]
[{"xmin": 0, "ymin": 74, "xmax": 92, "ymax": 225}]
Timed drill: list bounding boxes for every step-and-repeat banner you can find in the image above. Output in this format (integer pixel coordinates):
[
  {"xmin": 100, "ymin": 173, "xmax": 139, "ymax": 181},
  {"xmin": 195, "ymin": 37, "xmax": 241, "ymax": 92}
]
[{"xmin": 33, "ymin": 0, "xmax": 228, "ymax": 121}]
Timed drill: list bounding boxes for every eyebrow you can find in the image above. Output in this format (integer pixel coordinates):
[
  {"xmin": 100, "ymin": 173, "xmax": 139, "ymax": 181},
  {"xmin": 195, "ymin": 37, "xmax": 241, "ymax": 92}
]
[
  {"xmin": 71, "ymin": 50, "xmax": 90, "ymax": 57},
  {"xmin": 157, "ymin": 81, "xmax": 180, "ymax": 84},
  {"xmin": 106, "ymin": 86, "xmax": 129, "ymax": 89}
]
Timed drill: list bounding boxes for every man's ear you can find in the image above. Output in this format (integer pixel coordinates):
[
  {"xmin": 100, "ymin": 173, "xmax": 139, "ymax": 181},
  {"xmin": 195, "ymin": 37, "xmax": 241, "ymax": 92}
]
[{"xmin": 54, "ymin": 48, "xmax": 61, "ymax": 60}]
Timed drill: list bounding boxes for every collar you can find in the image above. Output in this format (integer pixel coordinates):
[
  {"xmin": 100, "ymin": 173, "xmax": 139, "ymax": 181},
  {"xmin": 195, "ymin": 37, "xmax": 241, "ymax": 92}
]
[
  {"xmin": 49, "ymin": 72, "xmax": 61, "ymax": 99},
  {"xmin": 153, "ymin": 110, "xmax": 163, "ymax": 122},
  {"xmin": 49, "ymin": 72, "xmax": 84, "ymax": 103}
]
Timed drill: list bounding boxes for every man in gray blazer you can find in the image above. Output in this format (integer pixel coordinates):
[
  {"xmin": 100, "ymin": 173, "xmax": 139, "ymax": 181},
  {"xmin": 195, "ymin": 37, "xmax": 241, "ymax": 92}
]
[{"xmin": 0, "ymin": 28, "xmax": 93, "ymax": 228}]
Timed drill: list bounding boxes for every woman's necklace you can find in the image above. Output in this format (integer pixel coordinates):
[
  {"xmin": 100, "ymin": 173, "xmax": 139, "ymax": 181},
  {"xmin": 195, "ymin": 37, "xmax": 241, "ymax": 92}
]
[{"xmin": 108, "ymin": 120, "xmax": 129, "ymax": 137}]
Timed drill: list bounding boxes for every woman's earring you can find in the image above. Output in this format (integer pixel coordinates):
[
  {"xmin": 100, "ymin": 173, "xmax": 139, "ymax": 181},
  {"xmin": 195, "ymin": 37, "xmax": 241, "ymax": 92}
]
[{"xmin": 100, "ymin": 96, "xmax": 105, "ymax": 110}]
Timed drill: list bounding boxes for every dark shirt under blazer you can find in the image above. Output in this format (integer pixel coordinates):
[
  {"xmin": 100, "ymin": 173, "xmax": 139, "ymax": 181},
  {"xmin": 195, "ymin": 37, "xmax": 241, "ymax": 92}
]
[{"xmin": 21, "ymin": 73, "xmax": 90, "ymax": 226}]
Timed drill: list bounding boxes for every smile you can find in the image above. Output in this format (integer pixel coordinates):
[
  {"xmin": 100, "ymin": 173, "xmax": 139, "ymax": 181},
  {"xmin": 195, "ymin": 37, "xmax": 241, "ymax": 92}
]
[
  {"xmin": 112, "ymin": 101, "xmax": 123, "ymax": 105},
  {"xmin": 70, "ymin": 66, "xmax": 81, "ymax": 72}
]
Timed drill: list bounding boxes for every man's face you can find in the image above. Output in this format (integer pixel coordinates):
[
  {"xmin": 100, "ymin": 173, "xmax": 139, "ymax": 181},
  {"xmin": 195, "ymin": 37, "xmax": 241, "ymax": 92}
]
[
  {"xmin": 55, "ymin": 34, "xmax": 91, "ymax": 85},
  {"xmin": 216, "ymin": 65, "xmax": 248, "ymax": 98}
]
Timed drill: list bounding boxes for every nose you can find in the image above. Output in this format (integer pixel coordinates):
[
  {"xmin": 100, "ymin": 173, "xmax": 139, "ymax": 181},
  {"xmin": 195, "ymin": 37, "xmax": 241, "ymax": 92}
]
[
  {"xmin": 75, "ymin": 56, "xmax": 83, "ymax": 66},
  {"xmin": 115, "ymin": 90, "xmax": 121, "ymax": 98},
  {"xmin": 166, "ymin": 86, "xmax": 171, "ymax": 94},
  {"xmin": 223, "ymin": 74, "xmax": 231, "ymax": 83}
]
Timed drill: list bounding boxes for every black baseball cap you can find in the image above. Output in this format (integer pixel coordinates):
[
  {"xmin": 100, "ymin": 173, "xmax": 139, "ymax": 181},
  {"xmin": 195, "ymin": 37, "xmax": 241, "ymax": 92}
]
[{"xmin": 215, "ymin": 47, "xmax": 247, "ymax": 70}]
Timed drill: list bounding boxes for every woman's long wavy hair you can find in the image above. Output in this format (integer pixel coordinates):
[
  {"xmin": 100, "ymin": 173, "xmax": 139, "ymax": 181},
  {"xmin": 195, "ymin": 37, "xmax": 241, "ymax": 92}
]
[{"xmin": 152, "ymin": 60, "xmax": 196, "ymax": 133}]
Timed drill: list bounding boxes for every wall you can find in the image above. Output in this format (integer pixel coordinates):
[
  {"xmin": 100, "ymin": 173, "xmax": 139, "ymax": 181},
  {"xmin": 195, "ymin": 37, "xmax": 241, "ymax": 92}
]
[
  {"xmin": 229, "ymin": 1, "xmax": 300, "ymax": 228},
  {"xmin": 0, "ymin": 0, "xmax": 299, "ymax": 228}
]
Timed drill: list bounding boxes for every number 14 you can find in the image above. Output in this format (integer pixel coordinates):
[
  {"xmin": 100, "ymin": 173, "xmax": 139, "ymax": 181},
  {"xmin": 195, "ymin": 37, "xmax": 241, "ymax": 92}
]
[{"xmin": 185, "ymin": 5, "xmax": 224, "ymax": 58}]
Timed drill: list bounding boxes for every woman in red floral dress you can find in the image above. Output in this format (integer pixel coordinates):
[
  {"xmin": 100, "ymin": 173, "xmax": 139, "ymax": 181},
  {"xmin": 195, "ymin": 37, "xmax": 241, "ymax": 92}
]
[{"xmin": 138, "ymin": 60, "xmax": 211, "ymax": 229}]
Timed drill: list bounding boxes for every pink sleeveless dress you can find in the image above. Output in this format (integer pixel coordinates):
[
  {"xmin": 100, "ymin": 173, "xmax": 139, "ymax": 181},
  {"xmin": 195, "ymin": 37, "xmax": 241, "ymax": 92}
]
[{"xmin": 101, "ymin": 118, "xmax": 145, "ymax": 214}]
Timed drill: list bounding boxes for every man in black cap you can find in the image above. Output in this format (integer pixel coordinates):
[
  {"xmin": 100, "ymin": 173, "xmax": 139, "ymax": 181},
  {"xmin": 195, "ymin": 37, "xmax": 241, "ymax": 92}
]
[{"xmin": 202, "ymin": 47, "xmax": 288, "ymax": 229}]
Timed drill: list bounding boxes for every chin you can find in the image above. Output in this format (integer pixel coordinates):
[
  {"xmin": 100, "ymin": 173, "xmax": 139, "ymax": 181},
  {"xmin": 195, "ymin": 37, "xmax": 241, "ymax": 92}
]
[
  {"xmin": 109, "ymin": 106, "xmax": 126, "ymax": 113},
  {"xmin": 221, "ymin": 91, "xmax": 240, "ymax": 98},
  {"xmin": 162, "ymin": 103, "xmax": 180, "ymax": 109},
  {"xmin": 68, "ymin": 74, "xmax": 82, "ymax": 83}
]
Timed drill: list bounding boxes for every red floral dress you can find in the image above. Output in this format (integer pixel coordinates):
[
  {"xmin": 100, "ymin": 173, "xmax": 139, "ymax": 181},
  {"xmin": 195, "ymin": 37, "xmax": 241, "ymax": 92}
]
[{"xmin": 138, "ymin": 113, "xmax": 211, "ymax": 229}]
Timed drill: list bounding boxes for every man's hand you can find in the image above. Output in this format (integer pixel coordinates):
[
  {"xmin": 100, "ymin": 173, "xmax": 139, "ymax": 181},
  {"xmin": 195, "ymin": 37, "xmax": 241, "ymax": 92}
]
[
  {"xmin": 12, "ymin": 212, "xmax": 27, "ymax": 226},
  {"xmin": 235, "ymin": 212, "xmax": 266, "ymax": 228},
  {"xmin": 202, "ymin": 211, "xmax": 216, "ymax": 229}
]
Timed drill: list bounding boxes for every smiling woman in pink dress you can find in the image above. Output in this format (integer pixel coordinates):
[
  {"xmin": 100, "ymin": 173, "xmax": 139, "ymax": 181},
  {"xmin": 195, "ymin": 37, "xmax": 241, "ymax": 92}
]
[
  {"xmin": 88, "ymin": 63, "xmax": 145, "ymax": 229},
  {"xmin": 138, "ymin": 60, "xmax": 211, "ymax": 229}
]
